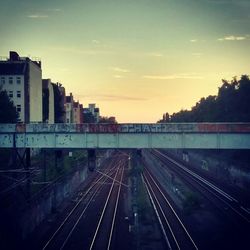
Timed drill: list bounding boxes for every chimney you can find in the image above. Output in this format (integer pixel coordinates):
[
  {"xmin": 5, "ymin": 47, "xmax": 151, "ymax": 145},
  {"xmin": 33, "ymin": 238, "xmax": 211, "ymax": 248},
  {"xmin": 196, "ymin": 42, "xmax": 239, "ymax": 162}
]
[{"xmin": 9, "ymin": 51, "xmax": 20, "ymax": 61}]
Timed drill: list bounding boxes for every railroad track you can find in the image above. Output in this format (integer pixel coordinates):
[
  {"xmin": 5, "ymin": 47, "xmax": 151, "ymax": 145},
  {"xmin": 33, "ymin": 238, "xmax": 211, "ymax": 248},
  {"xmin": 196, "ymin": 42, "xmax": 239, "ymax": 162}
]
[
  {"xmin": 151, "ymin": 149, "xmax": 250, "ymax": 225},
  {"xmin": 89, "ymin": 158, "xmax": 125, "ymax": 250},
  {"xmin": 142, "ymin": 168, "xmax": 198, "ymax": 250},
  {"xmin": 42, "ymin": 153, "xmax": 125, "ymax": 250}
]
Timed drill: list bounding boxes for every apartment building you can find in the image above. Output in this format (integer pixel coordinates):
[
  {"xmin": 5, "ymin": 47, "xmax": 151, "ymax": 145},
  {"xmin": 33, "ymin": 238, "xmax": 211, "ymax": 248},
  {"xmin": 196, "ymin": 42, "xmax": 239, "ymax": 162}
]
[
  {"xmin": 42, "ymin": 79, "xmax": 55, "ymax": 123},
  {"xmin": 0, "ymin": 51, "xmax": 42, "ymax": 122},
  {"xmin": 65, "ymin": 93, "xmax": 74, "ymax": 123}
]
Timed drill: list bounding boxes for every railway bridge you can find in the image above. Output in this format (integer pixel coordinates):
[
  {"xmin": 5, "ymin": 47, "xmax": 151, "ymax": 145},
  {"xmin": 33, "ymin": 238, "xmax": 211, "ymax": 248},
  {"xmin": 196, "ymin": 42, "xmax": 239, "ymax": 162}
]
[{"xmin": 0, "ymin": 122, "xmax": 250, "ymax": 149}]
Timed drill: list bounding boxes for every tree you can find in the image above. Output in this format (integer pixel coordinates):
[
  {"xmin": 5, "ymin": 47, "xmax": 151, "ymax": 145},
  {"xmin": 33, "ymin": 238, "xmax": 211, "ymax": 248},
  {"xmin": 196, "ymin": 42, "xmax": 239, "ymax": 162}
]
[
  {"xmin": 159, "ymin": 75, "xmax": 250, "ymax": 123},
  {"xmin": 191, "ymin": 95, "xmax": 217, "ymax": 122},
  {"xmin": 0, "ymin": 90, "xmax": 18, "ymax": 123},
  {"xmin": 236, "ymin": 75, "xmax": 250, "ymax": 121},
  {"xmin": 99, "ymin": 116, "xmax": 117, "ymax": 123},
  {"xmin": 163, "ymin": 112, "xmax": 170, "ymax": 122},
  {"xmin": 171, "ymin": 109, "xmax": 192, "ymax": 122}
]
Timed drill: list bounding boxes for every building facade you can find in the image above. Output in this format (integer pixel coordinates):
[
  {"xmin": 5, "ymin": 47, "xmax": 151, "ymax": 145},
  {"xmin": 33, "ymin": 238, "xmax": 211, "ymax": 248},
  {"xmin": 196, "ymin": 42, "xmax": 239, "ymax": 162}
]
[
  {"xmin": 0, "ymin": 51, "xmax": 42, "ymax": 122},
  {"xmin": 55, "ymin": 83, "xmax": 66, "ymax": 123},
  {"xmin": 73, "ymin": 102, "xmax": 83, "ymax": 124},
  {"xmin": 42, "ymin": 79, "xmax": 55, "ymax": 124},
  {"xmin": 65, "ymin": 93, "xmax": 74, "ymax": 123},
  {"xmin": 82, "ymin": 103, "xmax": 100, "ymax": 123}
]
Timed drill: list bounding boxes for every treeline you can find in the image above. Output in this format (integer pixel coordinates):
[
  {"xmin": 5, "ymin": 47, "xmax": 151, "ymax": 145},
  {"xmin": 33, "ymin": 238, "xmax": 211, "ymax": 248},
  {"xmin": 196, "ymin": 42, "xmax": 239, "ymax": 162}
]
[
  {"xmin": 99, "ymin": 116, "xmax": 117, "ymax": 123},
  {"xmin": 0, "ymin": 90, "xmax": 18, "ymax": 123},
  {"xmin": 159, "ymin": 75, "xmax": 250, "ymax": 123}
]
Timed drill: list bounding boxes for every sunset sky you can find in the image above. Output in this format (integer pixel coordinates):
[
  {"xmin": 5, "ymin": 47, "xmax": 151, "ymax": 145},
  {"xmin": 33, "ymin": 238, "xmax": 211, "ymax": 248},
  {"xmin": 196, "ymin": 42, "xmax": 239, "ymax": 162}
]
[{"xmin": 1, "ymin": 0, "xmax": 250, "ymax": 122}]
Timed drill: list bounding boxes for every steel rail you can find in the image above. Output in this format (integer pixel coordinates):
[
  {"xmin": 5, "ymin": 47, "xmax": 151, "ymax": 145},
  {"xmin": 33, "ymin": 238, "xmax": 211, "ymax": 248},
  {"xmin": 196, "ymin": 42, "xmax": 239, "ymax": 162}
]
[
  {"xmin": 60, "ymin": 161, "xmax": 121, "ymax": 250},
  {"xmin": 154, "ymin": 150, "xmax": 237, "ymax": 202},
  {"xmin": 142, "ymin": 174, "xmax": 175, "ymax": 250},
  {"xmin": 42, "ymin": 157, "xmax": 120, "ymax": 250},
  {"xmin": 59, "ymin": 179, "xmax": 110, "ymax": 249},
  {"xmin": 107, "ymin": 161, "xmax": 125, "ymax": 250},
  {"xmin": 144, "ymin": 167, "xmax": 199, "ymax": 250},
  {"xmin": 89, "ymin": 160, "xmax": 124, "ymax": 250},
  {"xmin": 152, "ymin": 149, "xmax": 250, "ymax": 223}
]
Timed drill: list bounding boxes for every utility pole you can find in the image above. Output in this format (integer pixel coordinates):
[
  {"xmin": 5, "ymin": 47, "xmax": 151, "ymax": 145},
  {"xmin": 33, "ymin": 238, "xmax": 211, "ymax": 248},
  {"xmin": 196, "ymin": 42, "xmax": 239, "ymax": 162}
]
[{"xmin": 25, "ymin": 148, "xmax": 31, "ymax": 201}]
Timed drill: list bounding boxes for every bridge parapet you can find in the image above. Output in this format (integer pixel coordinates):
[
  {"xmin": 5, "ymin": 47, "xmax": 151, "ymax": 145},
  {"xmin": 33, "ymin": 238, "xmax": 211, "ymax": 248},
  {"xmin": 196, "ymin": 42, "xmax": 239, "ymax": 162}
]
[
  {"xmin": 1, "ymin": 123, "xmax": 250, "ymax": 133},
  {"xmin": 0, "ymin": 123, "xmax": 250, "ymax": 149}
]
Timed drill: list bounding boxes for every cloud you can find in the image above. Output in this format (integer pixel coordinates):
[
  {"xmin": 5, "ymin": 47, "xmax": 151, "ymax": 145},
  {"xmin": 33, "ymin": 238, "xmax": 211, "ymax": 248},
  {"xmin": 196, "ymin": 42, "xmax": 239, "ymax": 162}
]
[
  {"xmin": 113, "ymin": 75, "xmax": 123, "ymax": 78},
  {"xmin": 92, "ymin": 39, "xmax": 100, "ymax": 44},
  {"xmin": 146, "ymin": 52, "xmax": 164, "ymax": 57},
  {"xmin": 190, "ymin": 39, "xmax": 198, "ymax": 42},
  {"xmin": 143, "ymin": 74, "xmax": 204, "ymax": 80},
  {"xmin": 110, "ymin": 67, "xmax": 130, "ymax": 73},
  {"xmin": 27, "ymin": 15, "xmax": 48, "ymax": 18},
  {"xmin": 75, "ymin": 94, "xmax": 148, "ymax": 101},
  {"xmin": 27, "ymin": 8, "xmax": 62, "ymax": 19},
  {"xmin": 192, "ymin": 53, "xmax": 203, "ymax": 57},
  {"xmin": 49, "ymin": 46, "xmax": 114, "ymax": 55},
  {"xmin": 47, "ymin": 8, "xmax": 62, "ymax": 12},
  {"xmin": 218, "ymin": 35, "xmax": 247, "ymax": 41}
]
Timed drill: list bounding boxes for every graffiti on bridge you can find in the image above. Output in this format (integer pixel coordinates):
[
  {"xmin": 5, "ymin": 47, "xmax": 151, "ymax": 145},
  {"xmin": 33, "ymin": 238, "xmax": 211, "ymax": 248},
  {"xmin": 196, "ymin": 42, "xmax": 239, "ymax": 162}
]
[{"xmin": 1, "ymin": 123, "xmax": 250, "ymax": 133}]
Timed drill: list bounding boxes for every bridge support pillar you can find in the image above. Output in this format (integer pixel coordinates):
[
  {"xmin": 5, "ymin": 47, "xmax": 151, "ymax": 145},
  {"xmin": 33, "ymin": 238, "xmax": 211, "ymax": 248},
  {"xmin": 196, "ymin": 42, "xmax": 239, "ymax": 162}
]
[
  {"xmin": 54, "ymin": 150, "xmax": 63, "ymax": 173},
  {"xmin": 87, "ymin": 149, "xmax": 96, "ymax": 171},
  {"xmin": 43, "ymin": 149, "xmax": 46, "ymax": 182}
]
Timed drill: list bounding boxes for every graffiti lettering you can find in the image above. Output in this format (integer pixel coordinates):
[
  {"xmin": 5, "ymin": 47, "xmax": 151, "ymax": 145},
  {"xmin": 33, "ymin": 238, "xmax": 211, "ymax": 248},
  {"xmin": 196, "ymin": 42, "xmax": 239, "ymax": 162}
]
[{"xmin": 0, "ymin": 123, "xmax": 250, "ymax": 133}]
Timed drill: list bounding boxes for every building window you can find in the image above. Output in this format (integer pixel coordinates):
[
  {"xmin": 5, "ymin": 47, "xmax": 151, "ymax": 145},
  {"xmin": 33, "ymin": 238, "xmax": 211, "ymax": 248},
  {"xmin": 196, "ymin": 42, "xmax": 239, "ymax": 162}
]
[
  {"xmin": 16, "ymin": 77, "xmax": 21, "ymax": 84},
  {"xmin": 16, "ymin": 105, "xmax": 21, "ymax": 112},
  {"xmin": 17, "ymin": 91, "xmax": 21, "ymax": 98},
  {"xmin": 9, "ymin": 77, "xmax": 13, "ymax": 84},
  {"xmin": 67, "ymin": 118, "xmax": 70, "ymax": 123},
  {"xmin": 1, "ymin": 77, "xmax": 5, "ymax": 84},
  {"xmin": 9, "ymin": 91, "xmax": 13, "ymax": 98}
]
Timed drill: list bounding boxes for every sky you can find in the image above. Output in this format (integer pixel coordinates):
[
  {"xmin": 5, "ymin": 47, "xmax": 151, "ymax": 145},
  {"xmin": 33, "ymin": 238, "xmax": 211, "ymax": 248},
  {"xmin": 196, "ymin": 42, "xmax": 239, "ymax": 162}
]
[{"xmin": 0, "ymin": 0, "xmax": 250, "ymax": 122}]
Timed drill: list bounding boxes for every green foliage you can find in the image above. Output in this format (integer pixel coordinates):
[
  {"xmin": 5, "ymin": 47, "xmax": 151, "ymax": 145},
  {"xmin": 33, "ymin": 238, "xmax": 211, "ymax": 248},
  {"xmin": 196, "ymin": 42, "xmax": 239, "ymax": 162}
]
[
  {"xmin": 0, "ymin": 149, "xmax": 12, "ymax": 169},
  {"xmin": 159, "ymin": 75, "xmax": 250, "ymax": 122},
  {"xmin": 137, "ymin": 179, "xmax": 153, "ymax": 223},
  {"xmin": 99, "ymin": 116, "xmax": 117, "ymax": 123},
  {"xmin": 183, "ymin": 192, "xmax": 201, "ymax": 214},
  {"xmin": 0, "ymin": 90, "xmax": 18, "ymax": 123},
  {"xmin": 129, "ymin": 165, "xmax": 144, "ymax": 176}
]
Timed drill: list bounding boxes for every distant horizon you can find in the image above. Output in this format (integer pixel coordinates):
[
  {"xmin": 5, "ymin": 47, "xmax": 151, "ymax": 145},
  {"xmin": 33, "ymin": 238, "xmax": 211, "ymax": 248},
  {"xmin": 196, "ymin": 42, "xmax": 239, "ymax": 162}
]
[{"xmin": 1, "ymin": 0, "xmax": 249, "ymax": 122}]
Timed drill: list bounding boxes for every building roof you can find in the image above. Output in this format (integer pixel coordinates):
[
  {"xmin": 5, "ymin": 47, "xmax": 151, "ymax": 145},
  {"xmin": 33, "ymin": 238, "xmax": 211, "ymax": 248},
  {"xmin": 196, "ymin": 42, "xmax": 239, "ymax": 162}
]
[
  {"xmin": 0, "ymin": 62, "xmax": 26, "ymax": 75},
  {"xmin": 0, "ymin": 51, "xmax": 42, "ymax": 73},
  {"xmin": 83, "ymin": 108, "xmax": 91, "ymax": 113},
  {"xmin": 65, "ymin": 96, "xmax": 72, "ymax": 103},
  {"xmin": 73, "ymin": 101, "xmax": 79, "ymax": 108}
]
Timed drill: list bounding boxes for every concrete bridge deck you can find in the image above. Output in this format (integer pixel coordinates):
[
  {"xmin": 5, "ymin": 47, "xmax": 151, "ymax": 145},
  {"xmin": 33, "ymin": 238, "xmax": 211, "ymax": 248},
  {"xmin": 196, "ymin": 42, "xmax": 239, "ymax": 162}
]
[{"xmin": 0, "ymin": 123, "xmax": 250, "ymax": 149}]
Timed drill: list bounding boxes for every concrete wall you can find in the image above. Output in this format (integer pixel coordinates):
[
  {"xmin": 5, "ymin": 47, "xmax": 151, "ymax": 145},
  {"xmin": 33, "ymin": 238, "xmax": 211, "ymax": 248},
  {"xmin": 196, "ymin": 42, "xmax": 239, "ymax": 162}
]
[
  {"xmin": 19, "ymin": 164, "xmax": 88, "ymax": 239},
  {"xmin": 165, "ymin": 149, "xmax": 250, "ymax": 191},
  {"xmin": 48, "ymin": 82, "xmax": 55, "ymax": 124},
  {"xmin": 29, "ymin": 61, "xmax": 42, "ymax": 122}
]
